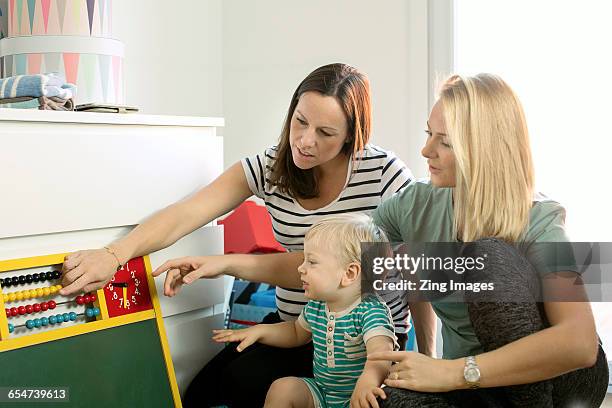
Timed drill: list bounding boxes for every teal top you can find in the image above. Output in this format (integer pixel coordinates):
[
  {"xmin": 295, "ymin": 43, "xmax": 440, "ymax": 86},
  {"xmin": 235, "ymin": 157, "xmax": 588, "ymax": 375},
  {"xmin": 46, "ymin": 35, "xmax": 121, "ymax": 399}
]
[
  {"xmin": 297, "ymin": 296, "xmax": 397, "ymax": 406},
  {"xmin": 372, "ymin": 178, "xmax": 574, "ymax": 359}
]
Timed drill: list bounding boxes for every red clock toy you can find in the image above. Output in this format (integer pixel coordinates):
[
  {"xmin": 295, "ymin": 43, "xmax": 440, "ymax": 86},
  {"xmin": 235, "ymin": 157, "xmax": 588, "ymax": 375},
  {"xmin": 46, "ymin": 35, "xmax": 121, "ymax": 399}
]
[{"xmin": 103, "ymin": 257, "xmax": 153, "ymax": 318}]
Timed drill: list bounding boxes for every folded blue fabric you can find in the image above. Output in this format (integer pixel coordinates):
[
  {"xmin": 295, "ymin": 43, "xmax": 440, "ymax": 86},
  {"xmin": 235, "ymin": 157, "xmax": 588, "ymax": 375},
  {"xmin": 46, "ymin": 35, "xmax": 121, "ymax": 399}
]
[
  {"xmin": 0, "ymin": 98, "xmax": 40, "ymax": 109},
  {"xmin": 0, "ymin": 73, "xmax": 76, "ymax": 99}
]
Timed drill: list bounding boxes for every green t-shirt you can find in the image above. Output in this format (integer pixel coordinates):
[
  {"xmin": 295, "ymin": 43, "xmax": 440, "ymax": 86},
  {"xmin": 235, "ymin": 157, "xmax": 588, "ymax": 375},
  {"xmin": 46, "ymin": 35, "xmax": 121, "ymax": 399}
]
[{"xmin": 372, "ymin": 178, "xmax": 574, "ymax": 359}]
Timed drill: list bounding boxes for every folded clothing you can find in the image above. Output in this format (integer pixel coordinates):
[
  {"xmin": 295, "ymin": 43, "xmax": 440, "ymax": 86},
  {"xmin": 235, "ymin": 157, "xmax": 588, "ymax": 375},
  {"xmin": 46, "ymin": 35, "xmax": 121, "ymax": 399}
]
[
  {"xmin": 0, "ymin": 95, "xmax": 74, "ymax": 111},
  {"xmin": 0, "ymin": 73, "xmax": 76, "ymax": 100}
]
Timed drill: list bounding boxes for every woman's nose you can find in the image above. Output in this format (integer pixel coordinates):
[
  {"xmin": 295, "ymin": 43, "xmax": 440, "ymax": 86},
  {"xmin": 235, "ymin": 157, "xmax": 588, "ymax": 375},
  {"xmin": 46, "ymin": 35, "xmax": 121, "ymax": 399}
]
[
  {"xmin": 300, "ymin": 128, "xmax": 316, "ymax": 148},
  {"xmin": 421, "ymin": 138, "xmax": 436, "ymax": 159}
]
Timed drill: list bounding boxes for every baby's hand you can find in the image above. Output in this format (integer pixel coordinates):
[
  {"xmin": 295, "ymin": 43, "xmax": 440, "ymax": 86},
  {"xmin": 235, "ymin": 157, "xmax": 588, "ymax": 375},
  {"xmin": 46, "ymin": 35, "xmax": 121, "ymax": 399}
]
[
  {"xmin": 350, "ymin": 379, "xmax": 386, "ymax": 408},
  {"xmin": 212, "ymin": 326, "xmax": 263, "ymax": 352}
]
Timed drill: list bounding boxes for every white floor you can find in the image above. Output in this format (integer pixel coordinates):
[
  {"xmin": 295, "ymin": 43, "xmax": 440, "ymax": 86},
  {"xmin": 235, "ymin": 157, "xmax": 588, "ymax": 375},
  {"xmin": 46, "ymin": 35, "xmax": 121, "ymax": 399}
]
[{"xmin": 603, "ymin": 394, "xmax": 612, "ymax": 407}]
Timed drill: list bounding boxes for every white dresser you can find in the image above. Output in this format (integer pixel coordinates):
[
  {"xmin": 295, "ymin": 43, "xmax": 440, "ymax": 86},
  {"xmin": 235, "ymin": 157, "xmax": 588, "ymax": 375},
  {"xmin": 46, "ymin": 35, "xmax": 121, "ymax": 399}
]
[{"xmin": 0, "ymin": 109, "xmax": 231, "ymax": 395}]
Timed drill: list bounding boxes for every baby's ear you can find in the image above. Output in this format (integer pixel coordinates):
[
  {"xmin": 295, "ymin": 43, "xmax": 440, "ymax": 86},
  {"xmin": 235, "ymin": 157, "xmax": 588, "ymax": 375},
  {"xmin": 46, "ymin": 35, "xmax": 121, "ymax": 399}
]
[{"xmin": 341, "ymin": 262, "xmax": 361, "ymax": 287}]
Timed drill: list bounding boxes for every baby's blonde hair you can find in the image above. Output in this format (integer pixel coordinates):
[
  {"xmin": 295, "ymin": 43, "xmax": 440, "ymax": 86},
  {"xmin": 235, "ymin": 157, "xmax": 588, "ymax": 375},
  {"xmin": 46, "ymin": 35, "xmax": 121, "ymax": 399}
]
[{"xmin": 305, "ymin": 213, "xmax": 389, "ymax": 267}]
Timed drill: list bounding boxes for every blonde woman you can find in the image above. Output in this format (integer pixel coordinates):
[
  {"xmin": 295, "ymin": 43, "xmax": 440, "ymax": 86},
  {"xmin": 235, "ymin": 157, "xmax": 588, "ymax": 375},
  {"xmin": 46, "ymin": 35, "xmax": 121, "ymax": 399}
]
[{"xmin": 367, "ymin": 74, "xmax": 608, "ymax": 407}]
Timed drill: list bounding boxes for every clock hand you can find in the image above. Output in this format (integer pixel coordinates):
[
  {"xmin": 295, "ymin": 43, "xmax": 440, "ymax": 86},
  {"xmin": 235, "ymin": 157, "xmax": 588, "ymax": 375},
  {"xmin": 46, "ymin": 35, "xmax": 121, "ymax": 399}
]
[{"xmin": 113, "ymin": 282, "xmax": 129, "ymax": 308}]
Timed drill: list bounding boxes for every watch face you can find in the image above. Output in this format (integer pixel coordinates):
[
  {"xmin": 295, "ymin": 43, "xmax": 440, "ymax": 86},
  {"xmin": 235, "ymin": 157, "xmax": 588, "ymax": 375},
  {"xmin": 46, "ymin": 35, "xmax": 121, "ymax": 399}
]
[{"xmin": 465, "ymin": 367, "xmax": 480, "ymax": 383}]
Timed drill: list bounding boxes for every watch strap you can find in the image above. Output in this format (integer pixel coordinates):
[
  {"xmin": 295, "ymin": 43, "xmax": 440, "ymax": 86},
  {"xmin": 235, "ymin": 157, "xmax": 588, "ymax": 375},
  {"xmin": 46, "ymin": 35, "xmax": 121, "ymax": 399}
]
[{"xmin": 464, "ymin": 355, "xmax": 481, "ymax": 389}]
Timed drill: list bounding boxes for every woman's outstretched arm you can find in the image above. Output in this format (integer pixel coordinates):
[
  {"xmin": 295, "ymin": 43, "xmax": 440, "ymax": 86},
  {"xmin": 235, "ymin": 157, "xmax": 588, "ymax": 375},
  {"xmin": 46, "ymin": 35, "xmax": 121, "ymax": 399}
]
[
  {"xmin": 61, "ymin": 162, "xmax": 253, "ymax": 295},
  {"xmin": 151, "ymin": 251, "xmax": 305, "ymax": 297}
]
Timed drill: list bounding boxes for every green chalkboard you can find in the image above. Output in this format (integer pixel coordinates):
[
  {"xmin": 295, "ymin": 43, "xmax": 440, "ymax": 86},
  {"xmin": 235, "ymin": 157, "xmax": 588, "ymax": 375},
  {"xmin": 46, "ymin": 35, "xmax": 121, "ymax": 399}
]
[{"xmin": 0, "ymin": 319, "xmax": 175, "ymax": 407}]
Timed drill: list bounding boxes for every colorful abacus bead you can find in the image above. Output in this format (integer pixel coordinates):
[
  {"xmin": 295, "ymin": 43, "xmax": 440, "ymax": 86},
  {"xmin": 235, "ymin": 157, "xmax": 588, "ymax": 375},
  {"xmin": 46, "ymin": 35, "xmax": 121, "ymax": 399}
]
[
  {"xmin": 89, "ymin": 293, "xmax": 97, "ymax": 302},
  {"xmin": 62, "ymin": 313, "xmax": 70, "ymax": 322},
  {"xmin": 55, "ymin": 314, "xmax": 64, "ymax": 323},
  {"xmin": 18, "ymin": 306, "xmax": 26, "ymax": 315},
  {"xmin": 41, "ymin": 302, "xmax": 49, "ymax": 311},
  {"xmin": 25, "ymin": 305, "xmax": 33, "ymax": 314},
  {"xmin": 76, "ymin": 296, "xmax": 85, "ymax": 305},
  {"xmin": 10, "ymin": 307, "xmax": 18, "ymax": 317},
  {"xmin": 41, "ymin": 317, "xmax": 49, "ymax": 326},
  {"xmin": 33, "ymin": 303, "xmax": 41, "ymax": 313},
  {"xmin": 69, "ymin": 312, "xmax": 77, "ymax": 321},
  {"xmin": 8, "ymin": 323, "xmax": 14, "ymax": 333},
  {"xmin": 48, "ymin": 301, "xmax": 56, "ymax": 310},
  {"xmin": 39, "ymin": 271, "xmax": 59, "ymax": 281},
  {"xmin": 85, "ymin": 308, "xmax": 100, "ymax": 318},
  {"xmin": 25, "ymin": 320, "xmax": 34, "ymax": 329},
  {"xmin": 49, "ymin": 315, "xmax": 57, "ymax": 324},
  {"xmin": 34, "ymin": 318, "xmax": 42, "ymax": 328}
]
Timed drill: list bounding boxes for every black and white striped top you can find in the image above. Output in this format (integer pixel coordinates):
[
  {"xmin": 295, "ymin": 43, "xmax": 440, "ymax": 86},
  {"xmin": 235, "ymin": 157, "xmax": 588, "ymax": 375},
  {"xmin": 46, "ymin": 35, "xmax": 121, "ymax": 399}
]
[{"xmin": 241, "ymin": 144, "xmax": 413, "ymax": 332}]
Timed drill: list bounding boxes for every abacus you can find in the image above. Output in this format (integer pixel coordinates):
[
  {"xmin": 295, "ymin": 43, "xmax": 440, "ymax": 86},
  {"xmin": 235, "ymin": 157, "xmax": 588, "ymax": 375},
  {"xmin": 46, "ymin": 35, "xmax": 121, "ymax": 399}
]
[
  {"xmin": 0, "ymin": 253, "xmax": 182, "ymax": 407},
  {"xmin": 1, "ymin": 266, "xmax": 102, "ymax": 339}
]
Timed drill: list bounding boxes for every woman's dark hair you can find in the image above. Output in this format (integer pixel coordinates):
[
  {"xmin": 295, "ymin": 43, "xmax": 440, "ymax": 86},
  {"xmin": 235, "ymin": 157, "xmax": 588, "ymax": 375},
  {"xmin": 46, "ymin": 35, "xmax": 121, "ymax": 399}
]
[{"xmin": 269, "ymin": 63, "xmax": 372, "ymax": 199}]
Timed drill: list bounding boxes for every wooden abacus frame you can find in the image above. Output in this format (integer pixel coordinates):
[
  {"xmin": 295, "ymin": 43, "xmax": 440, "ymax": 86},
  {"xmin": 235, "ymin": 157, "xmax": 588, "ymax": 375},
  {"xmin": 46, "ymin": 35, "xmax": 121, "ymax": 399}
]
[{"xmin": 0, "ymin": 253, "xmax": 182, "ymax": 408}]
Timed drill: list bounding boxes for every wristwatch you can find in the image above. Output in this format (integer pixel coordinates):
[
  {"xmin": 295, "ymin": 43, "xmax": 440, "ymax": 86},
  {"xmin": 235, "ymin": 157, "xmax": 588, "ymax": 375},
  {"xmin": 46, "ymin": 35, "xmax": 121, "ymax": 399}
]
[{"xmin": 463, "ymin": 356, "xmax": 481, "ymax": 389}]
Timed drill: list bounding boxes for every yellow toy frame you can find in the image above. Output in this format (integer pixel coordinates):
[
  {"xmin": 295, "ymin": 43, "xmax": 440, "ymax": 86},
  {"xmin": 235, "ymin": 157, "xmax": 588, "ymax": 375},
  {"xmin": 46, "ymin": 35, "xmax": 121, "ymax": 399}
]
[{"xmin": 0, "ymin": 253, "xmax": 182, "ymax": 408}]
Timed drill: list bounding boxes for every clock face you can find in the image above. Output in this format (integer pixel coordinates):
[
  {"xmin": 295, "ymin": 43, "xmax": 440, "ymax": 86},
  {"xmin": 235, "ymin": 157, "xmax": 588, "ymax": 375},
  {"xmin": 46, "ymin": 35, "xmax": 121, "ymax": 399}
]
[{"xmin": 103, "ymin": 257, "xmax": 153, "ymax": 318}]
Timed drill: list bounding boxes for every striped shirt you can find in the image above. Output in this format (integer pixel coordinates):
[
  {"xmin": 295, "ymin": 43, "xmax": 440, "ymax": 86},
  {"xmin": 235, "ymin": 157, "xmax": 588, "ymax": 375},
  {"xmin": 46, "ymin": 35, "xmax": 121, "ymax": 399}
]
[
  {"xmin": 241, "ymin": 144, "xmax": 413, "ymax": 331},
  {"xmin": 298, "ymin": 296, "xmax": 397, "ymax": 407}
]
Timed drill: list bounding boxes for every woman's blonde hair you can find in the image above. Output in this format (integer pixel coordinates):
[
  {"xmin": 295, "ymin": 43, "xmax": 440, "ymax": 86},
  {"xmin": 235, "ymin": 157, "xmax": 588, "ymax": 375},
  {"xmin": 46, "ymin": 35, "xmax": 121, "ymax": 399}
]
[{"xmin": 439, "ymin": 73, "xmax": 534, "ymax": 242}]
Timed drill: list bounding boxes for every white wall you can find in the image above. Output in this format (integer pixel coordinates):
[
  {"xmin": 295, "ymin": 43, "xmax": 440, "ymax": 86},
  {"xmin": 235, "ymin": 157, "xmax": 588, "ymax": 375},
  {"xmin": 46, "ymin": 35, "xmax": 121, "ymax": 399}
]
[
  {"xmin": 112, "ymin": 0, "xmax": 223, "ymax": 118},
  {"xmin": 222, "ymin": 0, "xmax": 428, "ymax": 176},
  {"xmin": 113, "ymin": 0, "xmax": 431, "ymax": 177}
]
